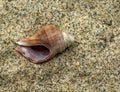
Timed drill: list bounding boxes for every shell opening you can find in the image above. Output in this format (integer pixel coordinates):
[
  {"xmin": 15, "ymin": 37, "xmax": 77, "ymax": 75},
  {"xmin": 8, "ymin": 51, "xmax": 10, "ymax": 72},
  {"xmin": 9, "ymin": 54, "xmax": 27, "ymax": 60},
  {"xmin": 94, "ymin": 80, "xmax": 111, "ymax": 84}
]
[
  {"xmin": 16, "ymin": 45, "xmax": 51, "ymax": 63},
  {"xmin": 30, "ymin": 45, "xmax": 50, "ymax": 58}
]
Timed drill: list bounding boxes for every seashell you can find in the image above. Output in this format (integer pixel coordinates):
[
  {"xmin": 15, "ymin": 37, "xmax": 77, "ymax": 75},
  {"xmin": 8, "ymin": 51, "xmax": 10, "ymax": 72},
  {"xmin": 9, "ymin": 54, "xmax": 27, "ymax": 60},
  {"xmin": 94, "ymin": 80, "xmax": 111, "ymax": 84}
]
[{"xmin": 15, "ymin": 25, "xmax": 74, "ymax": 64}]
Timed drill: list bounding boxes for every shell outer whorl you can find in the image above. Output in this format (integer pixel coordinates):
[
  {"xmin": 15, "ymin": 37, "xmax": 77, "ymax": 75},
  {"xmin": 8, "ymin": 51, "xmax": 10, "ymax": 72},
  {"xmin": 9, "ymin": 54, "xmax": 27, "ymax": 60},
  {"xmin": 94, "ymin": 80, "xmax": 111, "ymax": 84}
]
[{"xmin": 44, "ymin": 26, "xmax": 64, "ymax": 54}]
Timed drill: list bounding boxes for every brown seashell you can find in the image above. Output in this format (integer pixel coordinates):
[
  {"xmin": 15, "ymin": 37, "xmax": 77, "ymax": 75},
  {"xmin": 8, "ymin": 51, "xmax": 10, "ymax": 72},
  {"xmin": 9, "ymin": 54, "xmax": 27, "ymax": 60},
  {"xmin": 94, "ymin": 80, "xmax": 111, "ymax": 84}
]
[{"xmin": 15, "ymin": 25, "xmax": 74, "ymax": 64}]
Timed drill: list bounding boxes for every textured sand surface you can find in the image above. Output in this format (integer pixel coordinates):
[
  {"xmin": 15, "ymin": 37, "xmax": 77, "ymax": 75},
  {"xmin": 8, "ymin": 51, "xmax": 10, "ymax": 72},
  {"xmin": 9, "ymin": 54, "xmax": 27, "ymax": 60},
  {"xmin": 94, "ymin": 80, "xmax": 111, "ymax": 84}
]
[{"xmin": 0, "ymin": 0, "xmax": 120, "ymax": 91}]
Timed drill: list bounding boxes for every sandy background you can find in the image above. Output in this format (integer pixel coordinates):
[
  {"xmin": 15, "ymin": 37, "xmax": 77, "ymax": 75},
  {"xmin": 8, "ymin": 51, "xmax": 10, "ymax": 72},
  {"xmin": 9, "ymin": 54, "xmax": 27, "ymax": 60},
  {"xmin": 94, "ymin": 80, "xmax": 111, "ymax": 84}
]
[{"xmin": 0, "ymin": 0, "xmax": 120, "ymax": 91}]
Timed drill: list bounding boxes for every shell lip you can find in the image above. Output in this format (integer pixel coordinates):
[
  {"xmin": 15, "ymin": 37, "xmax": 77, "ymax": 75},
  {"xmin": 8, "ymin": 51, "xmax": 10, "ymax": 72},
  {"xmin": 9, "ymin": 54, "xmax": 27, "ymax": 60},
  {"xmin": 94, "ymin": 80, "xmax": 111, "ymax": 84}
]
[
  {"xmin": 16, "ymin": 41, "xmax": 41, "ymax": 46},
  {"xmin": 16, "ymin": 43, "xmax": 53, "ymax": 64}
]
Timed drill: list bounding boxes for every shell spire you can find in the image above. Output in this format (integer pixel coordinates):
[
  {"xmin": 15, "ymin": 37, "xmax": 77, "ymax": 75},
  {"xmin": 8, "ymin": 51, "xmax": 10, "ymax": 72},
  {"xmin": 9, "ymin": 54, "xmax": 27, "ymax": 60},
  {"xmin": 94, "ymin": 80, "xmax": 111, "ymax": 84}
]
[{"xmin": 15, "ymin": 25, "xmax": 74, "ymax": 64}]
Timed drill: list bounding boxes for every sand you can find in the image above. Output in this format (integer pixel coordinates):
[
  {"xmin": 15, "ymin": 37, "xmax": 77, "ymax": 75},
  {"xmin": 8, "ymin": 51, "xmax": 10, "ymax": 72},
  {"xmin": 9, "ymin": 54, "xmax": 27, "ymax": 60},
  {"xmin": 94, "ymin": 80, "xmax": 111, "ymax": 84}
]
[{"xmin": 0, "ymin": 0, "xmax": 120, "ymax": 91}]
